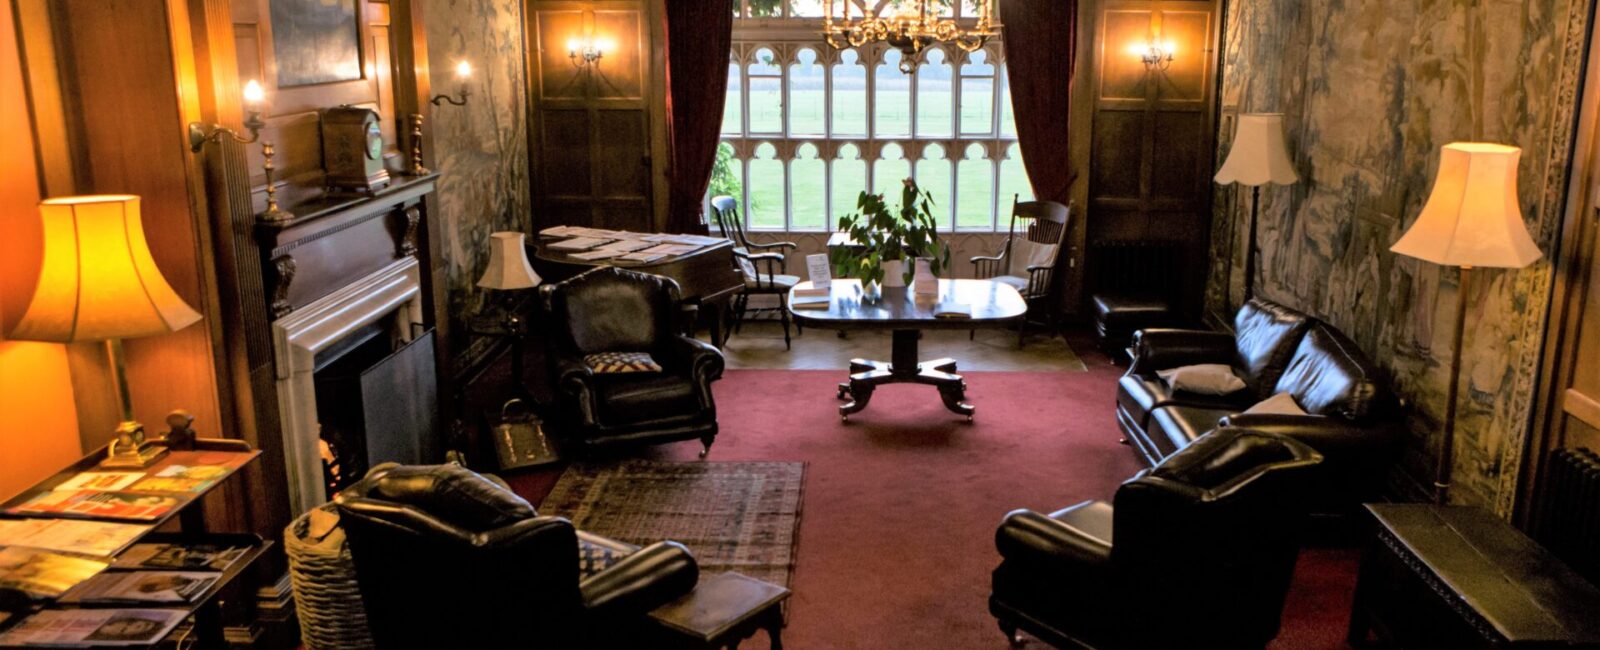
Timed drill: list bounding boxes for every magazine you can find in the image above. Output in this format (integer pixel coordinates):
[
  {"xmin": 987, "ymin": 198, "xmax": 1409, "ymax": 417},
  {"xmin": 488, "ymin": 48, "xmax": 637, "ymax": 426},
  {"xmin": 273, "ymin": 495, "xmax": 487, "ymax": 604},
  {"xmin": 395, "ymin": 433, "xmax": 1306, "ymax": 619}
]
[
  {"xmin": 0, "ymin": 547, "xmax": 108, "ymax": 598},
  {"xmin": 60, "ymin": 571, "xmax": 217, "ymax": 604},
  {"xmin": 55, "ymin": 472, "xmax": 144, "ymax": 492},
  {"xmin": 7, "ymin": 491, "xmax": 178, "ymax": 522},
  {"xmin": 111, "ymin": 543, "xmax": 247, "ymax": 572},
  {"xmin": 0, "ymin": 519, "xmax": 149, "ymax": 557},
  {"xmin": 126, "ymin": 476, "xmax": 210, "ymax": 493},
  {"xmin": 0, "ymin": 608, "xmax": 186, "ymax": 646}
]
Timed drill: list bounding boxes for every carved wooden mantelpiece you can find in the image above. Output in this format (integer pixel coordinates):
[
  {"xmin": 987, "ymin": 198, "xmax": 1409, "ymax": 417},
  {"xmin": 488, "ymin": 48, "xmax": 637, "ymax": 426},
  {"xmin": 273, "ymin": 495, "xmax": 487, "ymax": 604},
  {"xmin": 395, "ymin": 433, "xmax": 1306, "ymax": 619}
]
[{"xmin": 257, "ymin": 173, "xmax": 439, "ymax": 319}]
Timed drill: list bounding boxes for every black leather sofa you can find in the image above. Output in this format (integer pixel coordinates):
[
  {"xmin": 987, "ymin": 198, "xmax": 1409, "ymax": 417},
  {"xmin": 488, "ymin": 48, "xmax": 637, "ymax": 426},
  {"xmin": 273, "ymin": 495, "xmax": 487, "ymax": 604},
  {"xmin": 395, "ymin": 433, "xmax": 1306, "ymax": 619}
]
[
  {"xmin": 991, "ymin": 428, "xmax": 1324, "ymax": 649},
  {"xmin": 336, "ymin": 464, "xmax": 699, "ymax": 648},
  {"xmin": 541, "ymin": 266, "xmax": 725, "ymax": 456},
  {"xmin": 1115, "ymin": 298, "xmax": 1399, "ymax": 514}
]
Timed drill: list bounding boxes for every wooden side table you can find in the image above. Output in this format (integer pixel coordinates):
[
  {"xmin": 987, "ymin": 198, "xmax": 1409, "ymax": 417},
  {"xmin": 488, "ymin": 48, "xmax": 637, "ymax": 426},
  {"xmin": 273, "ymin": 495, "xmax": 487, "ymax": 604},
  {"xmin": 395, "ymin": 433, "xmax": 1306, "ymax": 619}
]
[
  {"xmin": 649, "ymin": 572, "xmax": 789, "ymax": 649},
  {"xmin": 1348, "ymin": 504, "xmax": 1600, "ymax": 649}
]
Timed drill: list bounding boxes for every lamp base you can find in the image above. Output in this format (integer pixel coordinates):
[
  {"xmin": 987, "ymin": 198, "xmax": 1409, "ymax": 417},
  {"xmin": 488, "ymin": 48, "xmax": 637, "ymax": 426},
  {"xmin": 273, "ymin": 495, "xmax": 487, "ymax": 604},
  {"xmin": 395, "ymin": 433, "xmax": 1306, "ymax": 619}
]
[{"xmin": 100, "ymin": 421, "xmax": 169, "ymax": 469}]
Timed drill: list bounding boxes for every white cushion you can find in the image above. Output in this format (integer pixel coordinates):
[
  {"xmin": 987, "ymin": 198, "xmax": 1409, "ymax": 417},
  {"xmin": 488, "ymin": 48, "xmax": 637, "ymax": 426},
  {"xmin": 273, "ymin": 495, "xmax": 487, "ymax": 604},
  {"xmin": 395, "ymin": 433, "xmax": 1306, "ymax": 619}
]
[
  {"xmin": 1244, "ymin": 392, "xmax": 1308, "ymax": 416},
  {"xmin": 1011, "ymin": 238, "xmax": 1059, "ymax": 273},
  {"xmin": 994, "ymin": 275, "xmax": 1030, "ymax": 291},
  {"xmin": 1157, "ymin": 364, "xmax": 1247, "ymax": 396}
]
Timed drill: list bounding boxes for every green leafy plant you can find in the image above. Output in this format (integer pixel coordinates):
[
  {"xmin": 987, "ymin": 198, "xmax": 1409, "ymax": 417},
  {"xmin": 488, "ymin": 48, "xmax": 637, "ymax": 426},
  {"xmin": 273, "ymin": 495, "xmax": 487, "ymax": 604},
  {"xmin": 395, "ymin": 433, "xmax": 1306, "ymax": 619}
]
[{"xmin": 830, "ymin": 178, "xmax": 952, "ymax": 286}]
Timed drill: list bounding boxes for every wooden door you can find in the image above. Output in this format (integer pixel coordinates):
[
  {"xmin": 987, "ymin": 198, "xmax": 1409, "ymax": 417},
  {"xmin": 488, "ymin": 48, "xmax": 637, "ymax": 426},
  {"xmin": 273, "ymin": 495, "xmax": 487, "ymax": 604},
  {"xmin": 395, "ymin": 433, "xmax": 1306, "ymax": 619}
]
[
  {"xmin": 1087, "ymin": 0, "xmax": 1220, "ymax": 320},
  {"xmin": 526, "ymin": 1, "xmax": 655, "ymax": 232}
]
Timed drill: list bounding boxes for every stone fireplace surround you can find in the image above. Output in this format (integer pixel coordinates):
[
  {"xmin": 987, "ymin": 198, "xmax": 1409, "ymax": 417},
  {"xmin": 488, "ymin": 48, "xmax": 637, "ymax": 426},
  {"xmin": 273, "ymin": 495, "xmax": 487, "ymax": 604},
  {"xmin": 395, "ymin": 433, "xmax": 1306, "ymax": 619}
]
[{"xmin": 271, "ymin": 257, "xmax": 424, "ymax": 516}]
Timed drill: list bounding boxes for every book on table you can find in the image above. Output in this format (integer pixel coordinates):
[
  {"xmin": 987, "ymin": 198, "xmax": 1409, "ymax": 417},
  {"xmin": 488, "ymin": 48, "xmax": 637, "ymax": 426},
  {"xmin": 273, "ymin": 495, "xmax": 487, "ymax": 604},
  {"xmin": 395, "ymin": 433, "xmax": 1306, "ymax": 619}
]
[
  {"xmin": 792, "ymin": 280, "xmax": 830, "ymax": 298},
  {"xmin": 0, "ymin": 608, "xmax": 187, "ymax": 647},
  {"xmin": 111, "ymin": 542, "xmax": 249, "ymax": 572},
  {"xmin": 0, "ymin": 519, "xmax": 149, "ymax": 557},
  {"xmin": 59, "ymin": 571, "xmax": 218, "ymax": 604},
  {"xmin": 934, "ymin": 302, "xmax": 973, "ymax": 319},
  {"xmin": 548, "ymin": 237, "xmax": 611, "ymax": 251},
  {"xmin": 7, "ymin": 491, "xmax": 178, "ymax": 522},
  {"xmin": 791, "ymin": 293, "xmax": 831, "ymax": 310},
  {"xmin": 0, "ymin": 547, "xmax": 109, "ymax": 598}
]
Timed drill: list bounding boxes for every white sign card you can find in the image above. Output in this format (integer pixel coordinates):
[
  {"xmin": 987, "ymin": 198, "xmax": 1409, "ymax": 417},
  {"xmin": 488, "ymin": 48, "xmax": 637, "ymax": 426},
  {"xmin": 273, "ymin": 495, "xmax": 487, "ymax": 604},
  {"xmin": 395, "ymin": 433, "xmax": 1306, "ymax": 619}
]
[{"xmin": 805, "ymin": 253, "xmax": 832, "ymax": 288}]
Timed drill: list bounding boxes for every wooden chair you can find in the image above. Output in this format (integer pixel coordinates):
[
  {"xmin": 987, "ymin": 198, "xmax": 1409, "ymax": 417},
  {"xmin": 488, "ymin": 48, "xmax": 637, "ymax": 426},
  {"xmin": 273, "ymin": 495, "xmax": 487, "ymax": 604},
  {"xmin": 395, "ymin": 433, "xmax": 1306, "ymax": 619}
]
[
  {"xmin": 710, "ymin": 196, "xmax": 800, "ymax": 349},
  {"xmin": 971, "ymin": 196, "xmax": 1072, "ymax": 347}
]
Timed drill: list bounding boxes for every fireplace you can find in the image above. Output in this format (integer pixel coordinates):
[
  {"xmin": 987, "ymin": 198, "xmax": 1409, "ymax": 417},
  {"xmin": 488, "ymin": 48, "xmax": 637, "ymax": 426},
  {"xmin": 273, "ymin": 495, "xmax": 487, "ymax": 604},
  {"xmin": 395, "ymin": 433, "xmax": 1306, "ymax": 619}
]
[{"xmin": 272, "ymin": 257, "xmax": 430, "ymax": 515}]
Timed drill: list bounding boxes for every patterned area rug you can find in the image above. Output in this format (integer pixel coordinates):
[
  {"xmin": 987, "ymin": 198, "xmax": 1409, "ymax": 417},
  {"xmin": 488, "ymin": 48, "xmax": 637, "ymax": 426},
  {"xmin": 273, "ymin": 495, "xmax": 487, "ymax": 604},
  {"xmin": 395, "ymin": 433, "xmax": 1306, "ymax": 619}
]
[{"xmin": 539, "ymin": 460, "xmax": 805, "ymax": 588}]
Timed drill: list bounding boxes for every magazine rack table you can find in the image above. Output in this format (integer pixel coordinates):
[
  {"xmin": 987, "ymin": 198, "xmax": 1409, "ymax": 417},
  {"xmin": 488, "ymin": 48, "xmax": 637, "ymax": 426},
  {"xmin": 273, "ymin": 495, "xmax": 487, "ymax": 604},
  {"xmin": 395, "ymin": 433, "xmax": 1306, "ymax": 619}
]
[
  {"xmin": 788, "ymin": 279, "xmax": 1027, "ymax": 421},
  {"xmin": 0, "ymin": 439, "xmax": 267, "ymax": 649}
]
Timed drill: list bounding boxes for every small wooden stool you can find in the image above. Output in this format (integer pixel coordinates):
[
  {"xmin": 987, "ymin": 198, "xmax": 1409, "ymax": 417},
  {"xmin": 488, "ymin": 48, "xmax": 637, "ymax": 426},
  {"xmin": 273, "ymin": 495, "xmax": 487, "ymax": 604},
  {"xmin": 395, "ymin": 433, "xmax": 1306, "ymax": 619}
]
[{"xmin": 649, "ymin": 572, "xmax": 789, "ymax": 649}]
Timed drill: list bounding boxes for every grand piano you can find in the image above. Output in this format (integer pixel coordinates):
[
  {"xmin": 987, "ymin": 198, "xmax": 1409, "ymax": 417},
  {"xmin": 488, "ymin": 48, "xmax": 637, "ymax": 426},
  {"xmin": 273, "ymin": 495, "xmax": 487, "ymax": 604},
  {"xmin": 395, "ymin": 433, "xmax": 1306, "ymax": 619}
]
[{"xmin": 529, "ymin": 239, "xmax": 745, "ymax": 346}]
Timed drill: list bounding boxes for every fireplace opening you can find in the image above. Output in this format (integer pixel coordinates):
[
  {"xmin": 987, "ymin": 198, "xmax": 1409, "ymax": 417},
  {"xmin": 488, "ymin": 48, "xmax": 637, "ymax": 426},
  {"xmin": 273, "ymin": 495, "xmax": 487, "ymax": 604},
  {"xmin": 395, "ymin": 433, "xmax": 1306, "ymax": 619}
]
[{"xmin": 312, "ymin": 322, "xmax": 439, "ymax": 498}]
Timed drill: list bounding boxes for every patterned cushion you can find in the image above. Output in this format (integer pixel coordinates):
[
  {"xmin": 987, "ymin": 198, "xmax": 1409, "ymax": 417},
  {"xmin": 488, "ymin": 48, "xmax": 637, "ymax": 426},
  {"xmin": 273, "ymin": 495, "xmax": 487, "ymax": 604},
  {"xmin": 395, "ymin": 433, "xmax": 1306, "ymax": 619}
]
[
  {"xmin": 584, "ymin": 351, "xmax": 662, "ymax": 374},
  {"xmin": 576, "ymin": 531, "xmax": 638, "ymax": 579}
]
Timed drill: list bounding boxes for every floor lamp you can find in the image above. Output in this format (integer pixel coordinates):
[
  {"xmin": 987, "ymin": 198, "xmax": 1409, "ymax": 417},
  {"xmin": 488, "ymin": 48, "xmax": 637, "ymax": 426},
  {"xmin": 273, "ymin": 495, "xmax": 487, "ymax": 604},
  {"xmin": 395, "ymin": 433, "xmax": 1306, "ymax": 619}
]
[
  {"xmin": 1390, "ymin": 143, "xmax": 1542, "ymax": 505},
  {"xmin": 478, "ymin": 231, "xmax": 543, "ymax": 391},
  {"xmin": 1215, "ymin": 113, "xmax": 1299, "ymax": 302},
  {"xmin": 9, "ymin": 195, "xmax": 204, "ymax": 467}
]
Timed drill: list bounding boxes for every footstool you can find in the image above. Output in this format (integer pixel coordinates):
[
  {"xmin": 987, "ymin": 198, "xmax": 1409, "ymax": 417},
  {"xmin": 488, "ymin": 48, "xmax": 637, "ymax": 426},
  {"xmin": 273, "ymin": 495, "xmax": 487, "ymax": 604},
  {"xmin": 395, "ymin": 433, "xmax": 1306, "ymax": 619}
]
[
  {"xmin": 1092, "ymin": 293, "xmax": 1175, "ymax": 357},
  {"xmin": 649, "ymin": 572, "xmax": 789, "ymax": 649}
]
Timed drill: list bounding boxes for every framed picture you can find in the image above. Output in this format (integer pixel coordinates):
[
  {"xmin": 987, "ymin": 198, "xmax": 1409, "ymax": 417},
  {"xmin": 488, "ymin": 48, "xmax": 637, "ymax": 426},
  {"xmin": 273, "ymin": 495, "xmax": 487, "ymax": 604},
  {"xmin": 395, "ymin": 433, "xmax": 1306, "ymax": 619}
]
[{"xmin": 269, "ymin": 0, "xmax": 363, "ymax": 88}]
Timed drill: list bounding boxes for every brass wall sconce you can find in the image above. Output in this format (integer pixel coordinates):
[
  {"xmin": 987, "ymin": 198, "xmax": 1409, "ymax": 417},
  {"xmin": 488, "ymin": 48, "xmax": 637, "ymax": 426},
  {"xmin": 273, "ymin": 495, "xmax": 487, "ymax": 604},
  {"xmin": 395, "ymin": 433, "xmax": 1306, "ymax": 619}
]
[
  {"xmin": 568, "ymin": 36, "xmax": 609, "ymax": 68},
  {"xmin": 189, "ymin": 79, "xmax": 292, "ymax": 222},
  {"xmin": 430, "ymin": 60, "xmax": 473, "ymax": 106},
  {"xmin": 1134, "ymin": 41, "xmax": 1175, "ymax": 71}
]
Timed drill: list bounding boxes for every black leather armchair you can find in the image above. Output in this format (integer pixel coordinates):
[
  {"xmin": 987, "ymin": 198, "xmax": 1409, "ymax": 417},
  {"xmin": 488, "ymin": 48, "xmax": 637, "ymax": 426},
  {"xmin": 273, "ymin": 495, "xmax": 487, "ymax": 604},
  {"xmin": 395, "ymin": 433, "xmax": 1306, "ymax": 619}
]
[
  {"xmin": 1115, "ymin": 298, "xmax": 1399, "ymax": 514},
  {"xmin": 990, "ymin": 428, "xmax": 1323, "ymax": 650},
  {"xmin": 541, "ymin": 266, "xmax": 725, "ymax": 456},
  {"xmin": 336, "ymin": 464, "xmax": 699, "ymax": 648}
]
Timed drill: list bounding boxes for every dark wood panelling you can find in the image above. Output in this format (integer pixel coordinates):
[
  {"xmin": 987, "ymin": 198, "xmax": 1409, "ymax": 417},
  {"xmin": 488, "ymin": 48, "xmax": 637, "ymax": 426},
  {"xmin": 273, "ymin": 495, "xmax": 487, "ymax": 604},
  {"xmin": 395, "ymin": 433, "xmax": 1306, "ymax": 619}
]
[
  {"xmin": 1087, "ymin": 0, "xmax": 1220, "ymax": 320},
  {"xmin": 526, "ymin": 0, "xmax": 655, "ymax": 232}
]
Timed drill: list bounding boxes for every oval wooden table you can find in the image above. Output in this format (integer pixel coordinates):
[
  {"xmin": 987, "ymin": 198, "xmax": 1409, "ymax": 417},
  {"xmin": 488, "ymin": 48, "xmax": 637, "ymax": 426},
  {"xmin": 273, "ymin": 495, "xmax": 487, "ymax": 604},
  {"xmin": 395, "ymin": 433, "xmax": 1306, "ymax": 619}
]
[{"xmin": 788, "ymin": 279, "xmax": 1027, "ymax": 421}]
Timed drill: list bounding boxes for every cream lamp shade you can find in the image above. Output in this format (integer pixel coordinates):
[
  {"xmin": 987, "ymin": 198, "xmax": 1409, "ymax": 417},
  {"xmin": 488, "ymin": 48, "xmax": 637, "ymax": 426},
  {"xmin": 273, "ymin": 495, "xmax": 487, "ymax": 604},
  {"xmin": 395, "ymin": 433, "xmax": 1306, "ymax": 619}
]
[
  {"xmin": 1391, "ymin": 143, "xmax": 1543, "ymax": 268},
  {"xmin": 478, "ymin": 231, "xmax": 542, "ymax": 290},
  {"xmin": 10, "ymin": 195, "xmax": 202, "ymax": 342},
  {"xmin": 1215, "ymin": 113, "xmax": 1299, "ymax": 186}
]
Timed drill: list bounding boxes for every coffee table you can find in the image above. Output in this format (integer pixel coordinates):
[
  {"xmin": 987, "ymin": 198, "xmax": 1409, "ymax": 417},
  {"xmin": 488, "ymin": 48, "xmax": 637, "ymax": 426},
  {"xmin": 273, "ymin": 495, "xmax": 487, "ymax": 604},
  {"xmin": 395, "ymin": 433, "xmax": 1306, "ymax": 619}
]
[{"xmin": 788, "ymin": 279, "xmax": 1027, "ymax": 421}]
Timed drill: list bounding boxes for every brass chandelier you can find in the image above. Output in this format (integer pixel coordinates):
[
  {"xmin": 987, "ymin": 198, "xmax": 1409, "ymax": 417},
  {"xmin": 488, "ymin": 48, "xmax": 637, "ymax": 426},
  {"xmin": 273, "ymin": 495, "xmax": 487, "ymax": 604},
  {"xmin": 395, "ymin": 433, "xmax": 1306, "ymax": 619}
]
[{"xmin": 823, "ymin": 0, "xmax": 999, "ymax": 74}]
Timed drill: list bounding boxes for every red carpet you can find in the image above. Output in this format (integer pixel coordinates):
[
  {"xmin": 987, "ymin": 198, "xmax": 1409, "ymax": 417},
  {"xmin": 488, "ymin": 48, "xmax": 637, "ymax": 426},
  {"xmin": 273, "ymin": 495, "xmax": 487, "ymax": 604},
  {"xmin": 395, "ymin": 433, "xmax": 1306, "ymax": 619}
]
[{"xmin": 507, "ymin": 345, "xmax": 1358, "ymax": 648}]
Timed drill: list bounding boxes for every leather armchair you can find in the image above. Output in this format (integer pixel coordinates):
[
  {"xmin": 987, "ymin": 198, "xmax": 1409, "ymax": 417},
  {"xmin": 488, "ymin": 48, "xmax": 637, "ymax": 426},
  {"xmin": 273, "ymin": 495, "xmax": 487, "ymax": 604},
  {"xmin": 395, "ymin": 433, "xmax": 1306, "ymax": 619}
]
[
  {"xmin": 991, "ymin": 428, "xmax": 1323, "ymax": 650},
  {"xmin": 1115, "ymin": 298, "xmax": 1399, "ymax": 515},
  {"xmin": 336, "ymin": 464, "xmax": 699, "ymax": 649},
  {"xmin": 541, "ymin": 266, "xmax": 725, "ymax": 456}
]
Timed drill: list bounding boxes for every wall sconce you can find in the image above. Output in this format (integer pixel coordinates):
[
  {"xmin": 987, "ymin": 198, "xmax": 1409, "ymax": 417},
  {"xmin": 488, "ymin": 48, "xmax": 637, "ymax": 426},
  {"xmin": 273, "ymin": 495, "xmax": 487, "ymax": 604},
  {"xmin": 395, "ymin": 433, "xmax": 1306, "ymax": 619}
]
[
  {"xmin": 188, "ymin": 80, "xmax": 291, "ymax": 222},
  {"xmin": 1134, "ymin": 41, "xmax": 1175, "ymax": 71},
  {"xmin": 188, "ymin": 79, "xmax": 266, "ymax": 151},
  {"xmin": 568, "ymin": 36, "xmax": 610, "ymax": 68},
  {"xmin": 430, "ymin": 60, "xmax": 473, "ymax": 107}
]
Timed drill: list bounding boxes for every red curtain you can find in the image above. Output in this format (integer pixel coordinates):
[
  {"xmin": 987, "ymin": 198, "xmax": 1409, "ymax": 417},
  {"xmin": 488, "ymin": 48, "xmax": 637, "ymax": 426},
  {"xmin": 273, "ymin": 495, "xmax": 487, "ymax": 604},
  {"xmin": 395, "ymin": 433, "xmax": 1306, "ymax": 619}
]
[
  {"xmin": 662, "ymin": 0, "xmax": 733, "ymax": 234},
  {"xmin": 999, "ymin": 0, "xmax": 1077, "ymax": 205}
]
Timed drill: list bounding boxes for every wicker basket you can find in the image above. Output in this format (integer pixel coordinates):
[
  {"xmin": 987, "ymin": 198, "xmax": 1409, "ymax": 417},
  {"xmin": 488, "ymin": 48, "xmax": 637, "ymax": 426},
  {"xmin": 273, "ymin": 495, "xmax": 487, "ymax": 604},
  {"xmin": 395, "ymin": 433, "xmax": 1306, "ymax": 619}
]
[{"xmin": 285, "ymin": 505, "xmax": 375, "ymax": 650}]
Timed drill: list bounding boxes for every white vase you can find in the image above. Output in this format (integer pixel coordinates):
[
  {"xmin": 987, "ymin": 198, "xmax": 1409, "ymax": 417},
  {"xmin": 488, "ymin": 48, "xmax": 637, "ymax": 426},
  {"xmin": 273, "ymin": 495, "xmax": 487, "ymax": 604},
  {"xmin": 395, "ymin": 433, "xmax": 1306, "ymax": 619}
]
[{"xmin": 881, "ymin": 259, "xmax": 906, "ymax": 287}]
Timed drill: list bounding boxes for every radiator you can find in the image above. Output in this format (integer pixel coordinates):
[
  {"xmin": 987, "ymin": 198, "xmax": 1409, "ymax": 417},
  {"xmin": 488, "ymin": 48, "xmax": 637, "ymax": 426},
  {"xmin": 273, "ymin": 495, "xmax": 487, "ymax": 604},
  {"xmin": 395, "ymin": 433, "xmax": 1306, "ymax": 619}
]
[
  {"xmin": 1087, "ymin": 240, "xmax": 1180, "ymax": 299},
  {"xmin": 1535, "ymin": 447, "xmax": 1600, "ymax": 586}
]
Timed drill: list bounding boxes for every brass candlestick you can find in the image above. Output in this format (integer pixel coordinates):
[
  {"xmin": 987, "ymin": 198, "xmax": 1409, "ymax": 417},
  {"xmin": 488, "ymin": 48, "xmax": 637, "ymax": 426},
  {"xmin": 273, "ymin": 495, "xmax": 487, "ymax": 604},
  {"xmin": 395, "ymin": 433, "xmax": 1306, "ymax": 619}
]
[
  {"xmin": 409, "ymin": 113, "xmax": 431, "ymax": 176},
  {"xmin": 259, "ymin": 140, "xmax": 293, "ymax": 222}
]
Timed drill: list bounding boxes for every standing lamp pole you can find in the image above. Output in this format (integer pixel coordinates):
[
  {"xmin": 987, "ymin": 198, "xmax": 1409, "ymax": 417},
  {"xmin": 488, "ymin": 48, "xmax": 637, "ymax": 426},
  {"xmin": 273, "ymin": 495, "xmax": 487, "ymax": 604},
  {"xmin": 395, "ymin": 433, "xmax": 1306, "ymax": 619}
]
[
  {"xmin": 1435, "ymin": 266, "xmax": 1472, "ymax": 503},
  {"xmin": 1245, "ymin": 185, "xmax": 1262, "ymax": 300}
]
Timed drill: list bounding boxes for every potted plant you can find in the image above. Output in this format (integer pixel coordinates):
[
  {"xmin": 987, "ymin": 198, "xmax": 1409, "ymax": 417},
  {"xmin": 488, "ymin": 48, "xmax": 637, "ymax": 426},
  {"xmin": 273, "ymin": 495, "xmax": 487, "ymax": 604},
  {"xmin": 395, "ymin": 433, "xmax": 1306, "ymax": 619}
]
[{"xmin": 831, "ymin": 178, "xmax": 952, "ymax": 298}]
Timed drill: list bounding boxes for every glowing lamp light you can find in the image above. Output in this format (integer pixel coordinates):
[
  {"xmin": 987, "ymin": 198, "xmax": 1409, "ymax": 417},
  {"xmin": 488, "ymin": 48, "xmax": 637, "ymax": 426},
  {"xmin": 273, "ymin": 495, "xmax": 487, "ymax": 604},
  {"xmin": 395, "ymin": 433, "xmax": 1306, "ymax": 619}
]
[
  {"xmin": 568, "ymin": 36, "xmax": 606, "ymax": 66},
  {"xmin": 242, "ymin": 79, "xmax": 265, "ymax": 107},
  {"xmin": 454, "ymin": 60, "xmax": 473, "ymax": 80}
]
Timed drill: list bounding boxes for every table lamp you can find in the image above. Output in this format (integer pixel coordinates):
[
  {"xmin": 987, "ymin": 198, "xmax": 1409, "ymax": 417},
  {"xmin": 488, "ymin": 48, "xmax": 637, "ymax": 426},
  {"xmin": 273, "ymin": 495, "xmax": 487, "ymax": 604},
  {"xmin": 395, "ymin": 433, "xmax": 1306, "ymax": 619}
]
[
  {"xmin": 9, "ymin": 195, "xmax": 203, "ymax": 468},
  {"xmin": 1215, "ymin": 113, "xmax": 1299, "ymax": 301},
  {"xmin": 1390, "ymin": 143, "xmax": 1542, "ymax": 504},
  {"xmin": 478, "ymin": 231, "xmax": 542, "ymax": 389}
]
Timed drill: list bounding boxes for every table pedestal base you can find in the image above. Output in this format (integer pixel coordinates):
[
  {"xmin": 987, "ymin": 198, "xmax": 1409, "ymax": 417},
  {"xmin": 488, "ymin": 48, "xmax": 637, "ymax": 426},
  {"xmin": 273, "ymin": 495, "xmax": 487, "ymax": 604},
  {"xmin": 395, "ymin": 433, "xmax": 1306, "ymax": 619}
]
[{"xmin": 835, "ymin": 329, "xmax": 974, "ymax": 421}]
